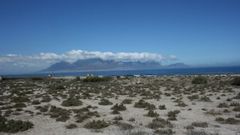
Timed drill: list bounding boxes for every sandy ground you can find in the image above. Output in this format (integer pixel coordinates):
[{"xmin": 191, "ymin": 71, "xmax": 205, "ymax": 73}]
[{"xmin": 0, "ymin": 75, "xmax": 240, "ymax": 135}]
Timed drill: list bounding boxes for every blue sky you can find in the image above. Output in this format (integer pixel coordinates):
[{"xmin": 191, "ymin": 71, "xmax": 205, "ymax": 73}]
[{"xmin": 0, "ymin": 0, "xmax": 240, "ymax": 74}]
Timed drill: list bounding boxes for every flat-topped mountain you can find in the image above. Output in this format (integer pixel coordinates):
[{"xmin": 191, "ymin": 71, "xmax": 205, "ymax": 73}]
[{"xmin": 43, "ymin": 58, "xmax": 188, "ymax": 72}]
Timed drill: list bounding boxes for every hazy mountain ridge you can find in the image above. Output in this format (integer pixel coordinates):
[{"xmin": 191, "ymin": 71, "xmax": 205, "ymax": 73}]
[{"xmin": 43, "ymin": 58, "xmax": 188, "ymax": 72}]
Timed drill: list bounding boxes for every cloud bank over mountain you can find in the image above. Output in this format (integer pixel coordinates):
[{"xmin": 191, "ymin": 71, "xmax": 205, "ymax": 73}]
[{"xmin": 0, "ymin": 50, "xmax": 177, "ymax": 74}]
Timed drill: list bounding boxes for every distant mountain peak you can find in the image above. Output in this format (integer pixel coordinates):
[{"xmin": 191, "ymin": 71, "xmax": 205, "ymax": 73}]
[
  {"xmin": 42, "ymin": 58, "xmax": 187, "ymax": 72},
  {"xmin": 167, "ymin": 63, "xmax": 189, "ymax": 68}
]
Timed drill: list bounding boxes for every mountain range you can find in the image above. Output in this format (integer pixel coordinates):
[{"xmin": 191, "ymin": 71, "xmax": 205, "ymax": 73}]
[{"xmin": 42, "ymin": 58, "xmax": 188, "ymax": 72}]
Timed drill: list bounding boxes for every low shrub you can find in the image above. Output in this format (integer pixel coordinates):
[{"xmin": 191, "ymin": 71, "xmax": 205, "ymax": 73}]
[
  {"xmin": 159, "ymin": 105, "xmax": 166, "ymax": 110},
  {"xmin": 167, "ymin": 110, "xmax": 180, "ymax": 121},
  {"xmin": 12, "ymin": 96, "xmax": 30, "ymax": 103},
  {"xmin": 233, "ymin": 106, "xmax": 240, "ymax": 112},
  {"xmin": 231, "ymin": 77, "xmax": 240, "ymax": 86},
  {"xmin": 0, "ymin": 115, "xmax": 34, "ymax": 133},
  {"xmin": 217, "ymin": 103, "xmax": 229, "ymax": 108},
  {"xmin": 225, "ymin": 118, "xmax": 240, "ymax": 124},
  {"xmin": 35, "ymin": 105, "xmax": 49, "ymax": 113},
  {"xmin": 191, "ymin": 122, "xmax": 208, "ymax": 128},
  {"xmin": 186, "ymin": 130, "xmax": 218, "ymax": 135},
  {"xmin": 122, "ymin": 99, "xmax": 132, "ymax": 104},
  {"xmin": 41, "ymin": 95, "xmax": 51, "ymax": 102},
  {"xmin": 49, "ymin": 106, "xmax": 70, "ymax": 122},
  {"xmin": 83, "ymin": 76, "xmax": 111, "ymax": 82},
  {"xmin": 111, "ymin": 104, "xmax": 126, "ymax": 111},
  {"xmin": 236, "ymin": 113, "xmax": 240, "ymax": 118},
  {"xmin": 84, "ymin": 120, "xmax": 109, "ymax": 129},
  {"xmin": 98, "ymin": 99, "xmax": 113, "ymax": 105},
  {"xmin": 234, "ymin": 92, "xmax": 240, "ymax": 99},
  {"xmin": 32, "ymin": 100, "xmax": 41, "ymax": 105},
  {"xmin": 188, "ymin": 95, "xmax": 199, "ymax": 101},
  {"xmin": 215, "ymin": 117, "xmax": 225, "ymax": 123},
  {"xmin": 147, "ymin": 118, "xmax": 173, "ymax": 129},
  {"xmin": 134, "ymin": 99, "xmax": 155, "ymax": 110},
  {"xmin": 199, "ymin": 96, "xmax": 211, "ymax": 102},
  {"xmin": 113, "ymin": 116, "xmax": 123, "ymax": 121},
  {"xmin": 145, "ymin": 110, "xmax": 159, "ymax": 117},
  {"xmin": 117, "ymin": 122, "xmax": 134, "ymax": 130},
  {"xmin": 66, "ymin": 123, "xmax": 77, "ymax": 129},
  {"xmin": 14, "ymin": 103, "xmax": 26, "ymax": 108},
  {"xmin": 61, "ymin": 97, "xmax": 82, "ymax": 107},
  {"xmin": 192, "ymin": 76, "xmax": 207, "ymax": 84},
  {"xmin": 111, "ymin": 109, "xmax": 120, "ymax": 114},
  {"xmin": 155, "ymin": 129, "xmax": 174, "ymax": 135},
  {"xmin": 134, "ymin": 99, "xmax": 149, "ymax": 108}
]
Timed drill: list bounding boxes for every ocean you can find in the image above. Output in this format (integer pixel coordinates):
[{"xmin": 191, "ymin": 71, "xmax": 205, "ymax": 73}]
[{"xmin": 2, "ymin": 66, "xmax": 240, "ymax": 78}]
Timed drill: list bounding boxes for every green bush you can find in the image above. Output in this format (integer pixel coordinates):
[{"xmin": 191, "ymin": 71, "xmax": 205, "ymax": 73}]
[
  {"xmin": 84, "ymin": 120, "xmax": 109, "ymax": 129},
  {"xmin": 117, "ymin": 122, "xmax": 133, "ymax": 130},
  {"xmin": 35, "ymin": 105, "xmax": 49, "ymax": 112},
  {"xmin": 13, "ymin": 103, "xmax": 26, "ymax": 108},
  {"xmin": 233, "ymin": 106, "xmax": 240, "ymax": 112},
  {"xmin": 11, "ymin": 96, "xmax": 30, "ymax": 103},
  {"xmin": 217, "ymin": 103, "xmax": 229, "ymax": 108},
  {"xmin": 192, "ymin": 76, "xmax": 207, "ymax": 84},
  {"xmin": 155, "ymin": 129, "xmax": 174, "ymax": 135},
  {"xmin": 134, "ymin": 99, "xmax": 155, "ymax": 110},
  {"xmin": 73, "ymin": 108, "xmax": 100, "ymax": 123},
  {"xmin": 231, "ymin": 77, "xmax": 240, "ymax": 86},
  {"xmin": 215, "ymin": 117, "xmax": 225, "ymax": 123},
  {"xmin": 145, "ymin": 110, "xmax": 159, "ymax": 117},
  {"xmin": 41, "ymin": 95, "xmax": 51, "ymax": 102},
  {"xmin": 61, "ymin": 98, "xmax": 82, "ymax": 107},
  {"xmin": 159, "ymin": 105, "xmax": 166, "ymax": 110},
  {"xmin": 32, "ymin": 100, "xmax": 41, "ymax": 105},
  {"xmin": 98, "ymin": 99, "xmax": 113, "ymax": 105},
  {"xmin": 122, "ymin": 99, "xmax": 132, "ymax": 104},
  {"xmin": 66, "ymin": 123, "xmax": 77, "ymax": 129},
  {"xmin": 167, "ymin": 110, "xmax": 180, "ymax": 121},
  {"xmin": 83, "ymin": 76, "xmax": 111, "ymax": 82},
  {"xmin": 188, "ymin": 95, "xmax": 199, "ymax": 101},
  {"xmin": 113, "ymin": 116, "xmax": 123, "ymax": 121},
  {"xmin": 200, "ymin": 96, "xmax": 211, "ymax": 102},
  {"xmin": 111, "ymin": 104, "xmax": 126, "ymax": 111},
  {"xmin": 191, "ymin": 122, "xmax": 208, "ymax": 128},
  {"xmin": 49, "ymin": 106, "xmax": 70, "ymax": 122},
  {"xmin": 225, "ymin": 118, "xmax": 240, "ymax": 124},
  {"xmin": 234, "ymin": 92, "xmax": 240, "ymax": 99},
  {"xmin": 0, "ymin": 115, "xmax": 34, "ymax": 133},
  {"xmin": 147, "ymin": 118, "xmax": 172, "ymax": 129}
]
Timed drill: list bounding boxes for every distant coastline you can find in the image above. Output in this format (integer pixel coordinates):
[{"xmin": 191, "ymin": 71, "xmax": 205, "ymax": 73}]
[{"xmin": 2, "ymin": 66, "xmax": 240, "ymax": 78}]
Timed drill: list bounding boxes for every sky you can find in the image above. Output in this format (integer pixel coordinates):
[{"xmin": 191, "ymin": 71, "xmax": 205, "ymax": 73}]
[{"xmin": 0, "ymin": 0, "xmax": 240, "ymax": 74}]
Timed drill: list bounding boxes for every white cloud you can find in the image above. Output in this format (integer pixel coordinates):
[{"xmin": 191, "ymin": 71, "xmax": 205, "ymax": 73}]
[{"xmin": 0, "ymin": 50, "xmax": 177, "ymax": 74}]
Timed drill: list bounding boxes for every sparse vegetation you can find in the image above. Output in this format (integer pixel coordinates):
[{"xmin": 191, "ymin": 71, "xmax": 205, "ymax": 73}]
[
  {"xmin": 191, "ymin": 122, "xmax": 208, "ymax": 128},
  {"xmin": 167, "ymin": 110, "xmax": 180, "ymax": 121},
  {"xmin": 84, "ymin": 120, "xmax": 109, "ymax": 129},
  {"xmin": 111, "ymin": 103, "xmax": 127, "ymax": 111},
  {"xmin": 83, "ymin": 76, "xmax": 111, "ymax": 82},
  {"xmin": 192, "ymin": 76, "xmax": 207, "ymax": 84},
  {"xmin": 147, "ymin": 117, "xmax": 173, "ymax": 129},
  {"xmin": 49, "ymin": 106, "xmax": 70, "ymax": 122},
  {"xmin": 231, "ymin": 77, "xmax": 240, "ymax": 86},
  {"xmin": 61, "ymin": 97, "xmax": 82, "ymax": 107},
  {"xmin": 145, "ymin": 110, "xmax": 159, "ymax": 117},
  {"xmin": 0, "ymin": 75, "xmax": 239, "ymax": 135},
  {"xmin": 0, "ymin": 115, "xmax": 34, "ymax": 133},
  {"xmin": 122, "ymin": 99, "xmax": 133, "ymax": 104},
  {"xmin": 66, "ymin": 123, "xmax": 77, "ymax": 129},
  {"xmin": 98, "ymin": 98, "xmax": 113, "ymax": 105},
  {"xmin": 159, "ymin": 105, "xmax": 166, "ymax": 110}
]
